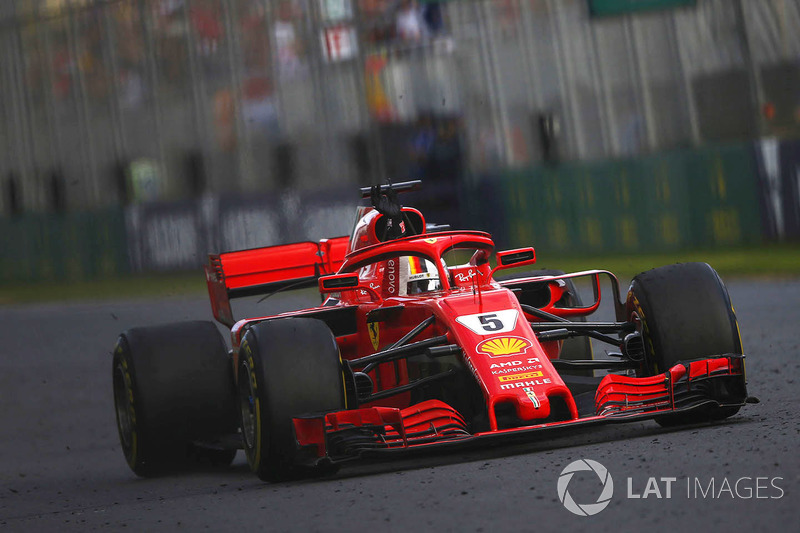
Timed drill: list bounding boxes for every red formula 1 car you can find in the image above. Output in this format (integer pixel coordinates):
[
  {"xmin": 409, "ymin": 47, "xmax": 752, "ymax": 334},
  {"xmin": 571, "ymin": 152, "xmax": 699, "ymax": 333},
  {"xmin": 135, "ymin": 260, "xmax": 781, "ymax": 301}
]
[{"xmin": 112, "ymin": 181, "xmax": 753, "ymax": 480}]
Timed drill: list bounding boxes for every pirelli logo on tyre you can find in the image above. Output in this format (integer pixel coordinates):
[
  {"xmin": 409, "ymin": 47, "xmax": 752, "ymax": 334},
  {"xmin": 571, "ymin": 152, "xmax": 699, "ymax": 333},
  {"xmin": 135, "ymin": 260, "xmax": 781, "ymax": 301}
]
[{"xmin": 497, "ymin": 371, "xmax": 543, "ymax": 382}]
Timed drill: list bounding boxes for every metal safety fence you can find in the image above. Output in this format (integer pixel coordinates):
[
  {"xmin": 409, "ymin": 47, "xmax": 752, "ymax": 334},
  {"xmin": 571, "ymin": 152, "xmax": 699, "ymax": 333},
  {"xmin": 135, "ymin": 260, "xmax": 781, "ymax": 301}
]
[{"xmin": 1, "ymin": 0, "xmax": 798, "ymax": 215}]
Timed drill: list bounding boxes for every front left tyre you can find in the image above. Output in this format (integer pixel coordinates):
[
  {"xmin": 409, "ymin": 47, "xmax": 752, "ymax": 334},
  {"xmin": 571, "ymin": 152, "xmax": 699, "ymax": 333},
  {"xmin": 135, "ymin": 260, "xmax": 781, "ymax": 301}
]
[
  {"xmin": 237, "ymin": 318, "xmax": 345, "ymax": 482},
  {"xmin": 626, "ymin": 262, "xmax": 746, "ymax": 425},
  {"xmin": 112, "ymin": 321, "xmax": 238, "ymax": 476}
]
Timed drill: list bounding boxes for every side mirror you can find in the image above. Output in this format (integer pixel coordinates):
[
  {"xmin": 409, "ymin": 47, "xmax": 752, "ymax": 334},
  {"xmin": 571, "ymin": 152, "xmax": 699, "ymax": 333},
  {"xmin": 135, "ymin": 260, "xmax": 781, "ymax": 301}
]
[
  {"xmin": 319, "ymin": 273, "xmax": 361, "ymax": 292},
  {"xmin": 318, "ymin": 273, "xmax": 380, "ymax": 299},
  {"xmin": 492, "ymin": 247, "xmax": 536, "ymax": 276}
]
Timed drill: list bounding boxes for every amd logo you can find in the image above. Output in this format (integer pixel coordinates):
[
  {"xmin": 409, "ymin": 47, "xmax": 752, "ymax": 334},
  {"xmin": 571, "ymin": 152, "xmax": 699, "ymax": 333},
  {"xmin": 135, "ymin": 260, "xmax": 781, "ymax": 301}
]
[{"xmin": 490, "ymin": 361, "xmax": 522, "ymax": 368}]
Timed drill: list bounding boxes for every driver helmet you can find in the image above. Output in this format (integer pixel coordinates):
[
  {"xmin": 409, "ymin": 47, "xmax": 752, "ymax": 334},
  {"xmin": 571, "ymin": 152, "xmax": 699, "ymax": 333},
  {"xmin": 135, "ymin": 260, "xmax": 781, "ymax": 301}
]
[{"xmin": 403, "ymin": 256, "xmax": 441, "ymax": 294}]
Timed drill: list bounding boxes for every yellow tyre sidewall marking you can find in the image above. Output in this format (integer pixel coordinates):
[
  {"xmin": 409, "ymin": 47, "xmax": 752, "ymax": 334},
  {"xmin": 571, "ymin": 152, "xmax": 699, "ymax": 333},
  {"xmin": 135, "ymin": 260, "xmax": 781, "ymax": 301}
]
[
  {"xmin": 242, "ymin": 341, "xmax": 262, "ymax": 471},
  {"xmin": 731, "ymin": 304, "xmax": 746, "ymax": 381},
  {"xmin": 339, "ymin": 351, "xmax": 348, "ymax": 410},
  {"xmin": 630, "ymin": 293, "xmax": 658, "ymax": 374},
  {"xmin": 118, "ymin": 346, "xmax": 139, "ymax": 469}
]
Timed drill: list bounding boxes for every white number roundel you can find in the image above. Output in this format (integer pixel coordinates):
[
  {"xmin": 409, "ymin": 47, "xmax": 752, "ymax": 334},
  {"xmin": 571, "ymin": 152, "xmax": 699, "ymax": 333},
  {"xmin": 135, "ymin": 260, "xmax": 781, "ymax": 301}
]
[{"xmin": 455, "ymin": 309, "xmax": 519, "ymax": 335}]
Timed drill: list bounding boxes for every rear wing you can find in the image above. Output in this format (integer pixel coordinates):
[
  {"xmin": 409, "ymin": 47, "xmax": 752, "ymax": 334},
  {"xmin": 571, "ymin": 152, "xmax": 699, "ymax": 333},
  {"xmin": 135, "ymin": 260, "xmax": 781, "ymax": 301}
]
[{"xmin": 205, "ymin": 236, "xmax": 350, "ymax": 327}]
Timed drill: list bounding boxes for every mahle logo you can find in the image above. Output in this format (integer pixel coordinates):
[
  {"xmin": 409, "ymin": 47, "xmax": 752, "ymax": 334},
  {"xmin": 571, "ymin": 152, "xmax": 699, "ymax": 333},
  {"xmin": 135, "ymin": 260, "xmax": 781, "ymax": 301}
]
[{"xmin": 557, "ymin": 459, "xmax": 614, "ymax": 516}]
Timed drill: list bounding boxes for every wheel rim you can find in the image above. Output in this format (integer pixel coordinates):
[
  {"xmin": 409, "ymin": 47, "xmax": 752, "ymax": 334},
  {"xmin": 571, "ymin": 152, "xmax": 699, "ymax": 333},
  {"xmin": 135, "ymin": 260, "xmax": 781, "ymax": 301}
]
[
  {"xmin": 113, "ymin": 363, "xmax": 133, "ymax": 449},
  {"xmin": 238, "ymin": 364, "xmax": 257, "ymax": 451}
]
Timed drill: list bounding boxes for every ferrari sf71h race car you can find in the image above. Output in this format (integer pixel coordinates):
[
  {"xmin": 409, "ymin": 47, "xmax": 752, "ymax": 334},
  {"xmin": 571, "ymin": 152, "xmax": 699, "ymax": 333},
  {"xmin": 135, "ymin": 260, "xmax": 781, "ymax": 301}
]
[{"xmin": 112, "ymin": 181, "xmax": 753, "ymax": 480}]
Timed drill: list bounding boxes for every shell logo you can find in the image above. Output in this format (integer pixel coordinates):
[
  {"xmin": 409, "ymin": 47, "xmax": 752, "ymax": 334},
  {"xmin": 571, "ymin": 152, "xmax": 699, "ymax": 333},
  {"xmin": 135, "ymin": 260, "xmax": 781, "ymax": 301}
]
[{"xmin": 476, "ymin": 336, "xmax": 532, "ymax": 357}]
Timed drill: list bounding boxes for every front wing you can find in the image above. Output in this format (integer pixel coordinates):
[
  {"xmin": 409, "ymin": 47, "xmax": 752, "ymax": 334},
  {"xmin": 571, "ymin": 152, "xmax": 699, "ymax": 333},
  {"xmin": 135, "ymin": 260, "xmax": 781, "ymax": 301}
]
[{"xmin": 292, "ymin": 355, "xmax": 749, "ymax": 465}]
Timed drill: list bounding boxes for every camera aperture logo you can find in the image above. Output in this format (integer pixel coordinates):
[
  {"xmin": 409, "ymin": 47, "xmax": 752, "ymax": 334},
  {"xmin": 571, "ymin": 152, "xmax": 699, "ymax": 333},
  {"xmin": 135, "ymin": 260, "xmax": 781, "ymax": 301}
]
[
  {"xmin": 557, "ymin": 458, "xmax": 785, "ymax": 516},
  {"xmin": 557, "ymin": 459, "xmax": 614, "ymax": 516}
]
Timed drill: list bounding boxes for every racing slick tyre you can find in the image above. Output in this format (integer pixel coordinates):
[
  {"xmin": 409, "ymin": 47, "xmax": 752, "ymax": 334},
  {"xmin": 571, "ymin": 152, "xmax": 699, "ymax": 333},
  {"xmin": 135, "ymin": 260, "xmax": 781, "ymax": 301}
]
[
  {"xmin": 626, "ymin": 262, "xmax": 744, "ymax": 426},
  {"xmin": 499, "ymin": 269, "xmax": 593, "ymax": 364},
  {"xmin": 112, "ymin": 321, "xmax": 238, "ymax": 477},
  {"xmin": 238, "ymin": 318, "xmax": 345, "ymax": 482}
]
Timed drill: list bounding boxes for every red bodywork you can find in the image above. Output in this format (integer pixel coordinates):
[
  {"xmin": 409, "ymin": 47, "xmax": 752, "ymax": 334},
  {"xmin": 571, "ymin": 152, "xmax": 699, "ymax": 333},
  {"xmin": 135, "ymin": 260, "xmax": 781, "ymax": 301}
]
[{"xmin": 205, "ymin": 205, "xmax": 748, "ymax": 464}]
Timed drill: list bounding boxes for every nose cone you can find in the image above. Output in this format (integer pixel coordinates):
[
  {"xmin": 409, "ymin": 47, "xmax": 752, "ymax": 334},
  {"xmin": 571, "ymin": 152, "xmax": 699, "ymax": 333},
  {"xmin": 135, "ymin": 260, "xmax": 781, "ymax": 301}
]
[
  {"xmin": 440, "ymin": 289, "xmax": 579, "ymax": 429},
  {"xmin": 509, "ymin": 388, "xmax": 552, "ymax": 421}
]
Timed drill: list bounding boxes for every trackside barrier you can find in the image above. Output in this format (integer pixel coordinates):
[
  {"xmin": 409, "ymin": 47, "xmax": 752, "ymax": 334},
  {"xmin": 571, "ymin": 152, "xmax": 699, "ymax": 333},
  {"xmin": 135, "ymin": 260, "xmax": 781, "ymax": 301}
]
[
  {"xmin": 124, "ymin": 189, "xmax": 358, "ymax": 273},
  {"xmin": 0, "ymin": 143, "xmax": 785, "ymax": 284},
  {"xmin": 0, "ymin": 209, "xmax": 129, "ymax": 284},
  {"xmin": 0, "ymin": 189, "xmax": 357, "ymax": 283},
  {"xmin": 479, "ymin": 142, "xmax": 764, "ymax": 253}
]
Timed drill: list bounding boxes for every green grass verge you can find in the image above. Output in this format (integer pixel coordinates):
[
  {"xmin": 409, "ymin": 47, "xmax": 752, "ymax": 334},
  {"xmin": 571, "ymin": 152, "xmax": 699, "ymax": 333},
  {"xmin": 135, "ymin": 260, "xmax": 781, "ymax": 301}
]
[
  {"xmin": 1, "ymin": 244, "xmax": 799, "ymax": 305},
  {"xmin": 0, "ymin": 272, "xmax": 207, "ymax": 305}
]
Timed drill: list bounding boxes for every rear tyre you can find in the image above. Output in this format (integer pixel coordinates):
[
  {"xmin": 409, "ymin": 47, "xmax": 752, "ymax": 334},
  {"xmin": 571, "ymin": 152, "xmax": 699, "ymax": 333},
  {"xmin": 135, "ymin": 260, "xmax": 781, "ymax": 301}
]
[
  {"xmin": 238, "ymin": 318, "xmax": 345, "ymax": 482},
  {"xmin": 112, "ymin": 321, "xmax": 238, "ymax": 476},
  {"xmin": 626, "ymin": 262, "xmax": 744, "ymax": 425}
]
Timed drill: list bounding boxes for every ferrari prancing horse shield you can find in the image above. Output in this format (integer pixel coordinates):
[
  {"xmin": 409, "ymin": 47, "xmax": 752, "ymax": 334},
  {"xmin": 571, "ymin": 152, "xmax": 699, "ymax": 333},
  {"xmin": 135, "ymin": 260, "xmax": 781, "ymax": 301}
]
[{"xmin": 368, "ymin": 322, "xmax": 380, "ymax": 350}]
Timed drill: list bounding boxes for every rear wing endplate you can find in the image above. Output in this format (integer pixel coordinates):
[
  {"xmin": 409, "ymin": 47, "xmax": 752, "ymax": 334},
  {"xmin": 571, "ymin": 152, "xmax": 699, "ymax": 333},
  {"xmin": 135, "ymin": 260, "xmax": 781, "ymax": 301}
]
[{"xmin": 205, "ymin": 236, "xmax": 350, "ymax": 327}]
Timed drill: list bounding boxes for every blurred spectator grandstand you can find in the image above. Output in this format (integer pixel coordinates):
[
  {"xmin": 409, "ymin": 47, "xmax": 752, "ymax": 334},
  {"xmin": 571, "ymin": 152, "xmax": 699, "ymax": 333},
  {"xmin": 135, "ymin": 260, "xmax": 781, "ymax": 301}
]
[{"xmin": 0, "ymin": 0, "xmax": 797, "ymax": 214}]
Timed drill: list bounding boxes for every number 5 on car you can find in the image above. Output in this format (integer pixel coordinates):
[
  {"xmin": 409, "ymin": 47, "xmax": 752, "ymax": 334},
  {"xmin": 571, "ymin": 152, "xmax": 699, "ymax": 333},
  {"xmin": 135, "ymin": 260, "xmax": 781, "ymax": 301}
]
[{"xmin": 456, "ymin": 310, "xmax": 519, "ymax": 335}]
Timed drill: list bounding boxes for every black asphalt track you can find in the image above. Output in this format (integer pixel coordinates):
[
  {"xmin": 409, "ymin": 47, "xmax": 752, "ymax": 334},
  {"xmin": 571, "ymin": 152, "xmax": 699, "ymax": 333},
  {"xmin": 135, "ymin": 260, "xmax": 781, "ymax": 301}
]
[{"xmin": 1, "ymin": 279, "xmax": 797, "ymax": 531}]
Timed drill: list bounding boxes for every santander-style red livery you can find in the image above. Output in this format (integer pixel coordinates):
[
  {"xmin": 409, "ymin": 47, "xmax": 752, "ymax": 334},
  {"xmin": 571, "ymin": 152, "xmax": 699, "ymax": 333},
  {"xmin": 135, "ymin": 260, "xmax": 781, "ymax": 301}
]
[{"xmin": 112, "ymin": 181, "xmax": 754, "ymax": 481}]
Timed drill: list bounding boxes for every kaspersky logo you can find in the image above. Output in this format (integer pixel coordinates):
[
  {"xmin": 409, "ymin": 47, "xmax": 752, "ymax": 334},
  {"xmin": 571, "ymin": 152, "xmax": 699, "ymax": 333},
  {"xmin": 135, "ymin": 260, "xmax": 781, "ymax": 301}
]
[{"xmin": 557, "ymin": 459, "xmax": 614, "ymax": 516}]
